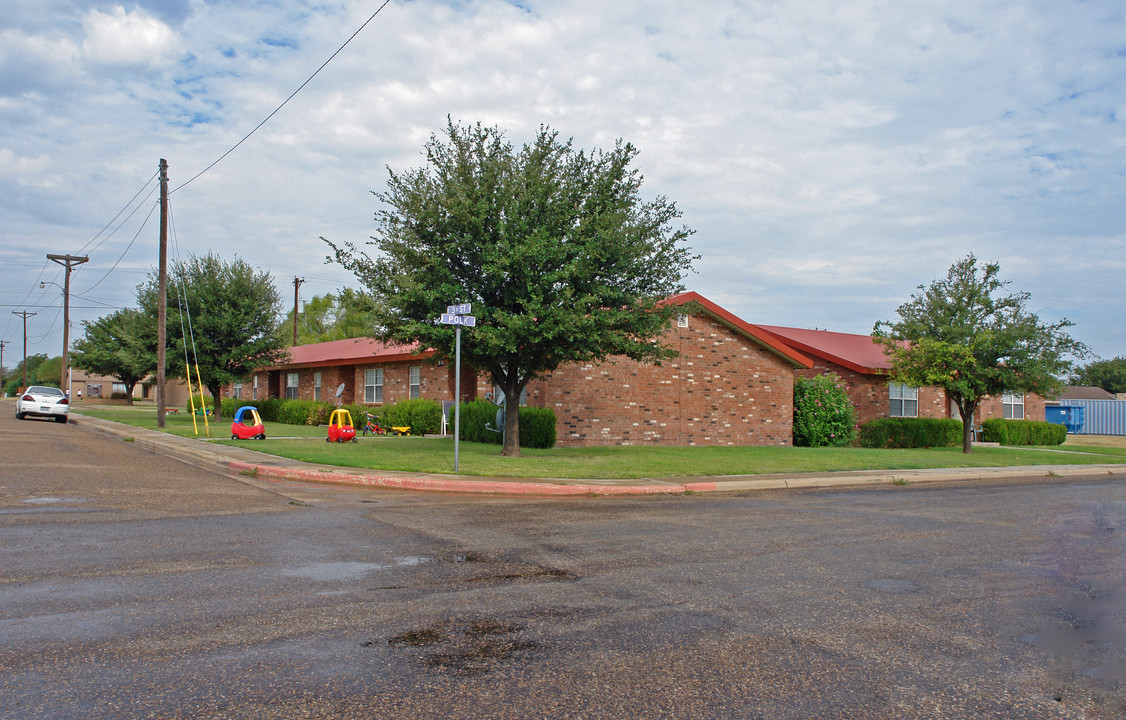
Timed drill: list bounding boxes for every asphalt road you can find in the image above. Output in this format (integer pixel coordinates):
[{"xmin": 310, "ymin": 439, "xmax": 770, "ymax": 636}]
[{"xmin": 1, "ymin": 409, "xmax": 1123, "ymax": 719}]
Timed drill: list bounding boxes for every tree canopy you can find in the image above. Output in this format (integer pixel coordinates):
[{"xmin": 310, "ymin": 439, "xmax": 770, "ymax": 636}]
[
  {"xmin": 874, "ymin": 253, "xmax": 1086, "ymax": 453},
  {"xmin": 139, "ymin": 252, "xmax": 287, "ymax": 420},
  {"xmin": 1070, "ymin": 356, "xmax": 1126, "ymax": 395},
  {"xmin": 282, "ymin": 288, "xmax": 380, "ymax": 345},
  {"xmin": 325, "ymin": 119, "xmax": 696, "ymax": 455},
  {"xmin": 70, "ymin": 308, "xmax": 154, "ymax": 402}
]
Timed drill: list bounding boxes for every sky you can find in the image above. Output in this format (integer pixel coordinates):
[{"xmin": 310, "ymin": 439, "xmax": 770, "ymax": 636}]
[{"xmin": 2, "ymin": 0, "xmax": 1124, "ymax": 372}]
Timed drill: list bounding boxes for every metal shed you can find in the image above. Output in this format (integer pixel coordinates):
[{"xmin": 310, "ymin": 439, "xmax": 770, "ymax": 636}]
[{"xmin": 1054, "ymin": 400, "xmax": 1126, "ymax": 435}]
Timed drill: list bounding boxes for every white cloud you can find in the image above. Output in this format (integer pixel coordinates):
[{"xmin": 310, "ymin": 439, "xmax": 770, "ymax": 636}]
[{"xmin": 81, "ymin": 5, "xmax": 179, "ymax": 68}]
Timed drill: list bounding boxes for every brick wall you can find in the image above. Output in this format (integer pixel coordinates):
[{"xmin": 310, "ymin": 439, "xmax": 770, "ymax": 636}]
[{"xmin": 530, "ymin": 313, "xmax": 796, "ymax": 446}]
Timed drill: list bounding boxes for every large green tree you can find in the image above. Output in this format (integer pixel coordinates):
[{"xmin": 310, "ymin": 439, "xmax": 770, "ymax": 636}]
[
  {"xmin": 70, "ymin": 308, "xmax": 154, "ymax": 403},
  {"xmin": 1071, "ymin": 356, "xmax": 1126, "ymax": 395},
  {"xmin": 325, "ymin": 119, "xmax": 696, "ymax": 455},
  {"xmin": 140, "ymin": 252, "xmax": 288, "ymax": 421},
  {"xmin": 874, "ymin": 254, "xmax": 1086, "ymax": 454},
  {"xmin": 282, "ymin": 288, "xmax": 380, "ymax": 345}
]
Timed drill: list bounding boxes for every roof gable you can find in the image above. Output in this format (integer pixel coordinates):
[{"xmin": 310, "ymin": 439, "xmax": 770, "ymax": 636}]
[
  {"xmin": 662, "ymin": 292, "xmax": 813, "ymax": 369},
  {"xmin": 265, "ymin": 337, "xmax": 429, "ymax": 370}
]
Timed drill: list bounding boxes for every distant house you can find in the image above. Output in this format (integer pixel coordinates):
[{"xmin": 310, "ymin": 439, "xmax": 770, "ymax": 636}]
[
  {"xmin": 756, "ymin": 325, "xmax": 1045, "ymax": 425},
  {"xmin": 1056, "ymin": 386, "xmax": 1116, "ymax": 401}
]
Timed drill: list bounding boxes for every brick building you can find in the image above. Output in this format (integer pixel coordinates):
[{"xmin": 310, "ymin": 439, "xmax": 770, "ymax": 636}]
[
  {"xmin": 233, "ymin": 293, "xmax": 811, "ymax": 447},
  {"xmin": 757, "ymin": 325, "xmax": 1045, "ymax": 425}
]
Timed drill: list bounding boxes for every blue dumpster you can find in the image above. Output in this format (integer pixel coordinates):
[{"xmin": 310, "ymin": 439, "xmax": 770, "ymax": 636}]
[{"xmin": 1045, "ymin": 406, "xmax": 1085, "ymax": 434}]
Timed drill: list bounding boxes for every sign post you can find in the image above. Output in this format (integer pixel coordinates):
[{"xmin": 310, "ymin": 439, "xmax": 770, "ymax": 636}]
[{"xmin": 439, "ymin": 304, "xmax": 475, "ymax": 472}]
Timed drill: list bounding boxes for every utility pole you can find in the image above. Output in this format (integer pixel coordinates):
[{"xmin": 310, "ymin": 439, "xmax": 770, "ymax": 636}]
[
  {"xmin": 47, "ymin": 253, "xmax": 89, "ymax": 396},
  {"xmin": 157, "ymin": 158, "xmax": 169, "ymax": 427},
  {"xmin": 0, "ymin": 339, "xmax": 8, "ymax": 388},
  {"xmin": 11, "ymin": 311, "xmax": 35, "ymax": 390},
  {"xmin": 292, "ymin": 276, "xmax": 306, "ymax": 345}
]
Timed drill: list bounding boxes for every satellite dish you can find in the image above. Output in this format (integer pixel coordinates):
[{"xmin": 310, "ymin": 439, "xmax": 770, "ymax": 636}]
[{"xmin": 335, "ymin": 383, "xmax": 346, "ymax": 398}]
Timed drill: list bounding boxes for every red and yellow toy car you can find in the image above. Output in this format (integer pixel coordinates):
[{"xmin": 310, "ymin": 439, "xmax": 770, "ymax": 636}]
[
  {"xmin": 326, "ymin": 409, "xmax": 357, "ymax": 443},
  {"xmin": 230, "ymin": 406, "xmax": 265, "ymax": 440}
]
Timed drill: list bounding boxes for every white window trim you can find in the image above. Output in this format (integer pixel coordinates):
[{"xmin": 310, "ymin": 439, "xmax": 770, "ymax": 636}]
[
  {"xmin": 313, "ymin": 372, "xmax": 322, "ymax": 402},
  {"xmin": 889, "ymin": 382, "xmax": 918, "ymax": 418},
  {"xmin": 364, "ymin": 368, "xmax": 384, "ymax": 404},
  {"xmin": 409, "ymin": 366, "xmax": 421, "ymax": 399},
  {"xmin": 286, "ymin": 372, "xmax": 299, "ymax": 400},
  {"xmin": 1002, "ymin": 392, "xmax": 1024, "ymax": 420}
]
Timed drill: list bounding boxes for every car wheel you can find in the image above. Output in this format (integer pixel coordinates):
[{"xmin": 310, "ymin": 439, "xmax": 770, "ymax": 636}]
[
  {"xmin": 55, "ymin": 416, "xmax": 67, "ymax": 424},
  {"xmin": 325, "ymin": 437, "xmax": 331, "ymax": 443},
  {"xmin": 351, "ymin": 437, "xmax": 357, "ymax": 444},
  {"xmin": 257, "ymin": 434, "xmax": 266, "ymax": 440},
  {"xmin": 15, "ymin": 412, "xmax": 24, "ymax": 420},
  {"xmin": 232, "ymin": 434, "xmax": 239, "ymax": 440}
]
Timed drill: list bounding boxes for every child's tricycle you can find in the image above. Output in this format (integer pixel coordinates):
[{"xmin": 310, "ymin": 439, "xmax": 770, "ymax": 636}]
[
  {"xmin": 327, "ymin": 408, "xmax": 357, "ymax": 443},
  {"xmin": 231, "ymin": 406, "xmax": 266, "ymax": 440},
  {"xmin": 362, "ymin": 412, "xmax": 386, "ymax": 436}
]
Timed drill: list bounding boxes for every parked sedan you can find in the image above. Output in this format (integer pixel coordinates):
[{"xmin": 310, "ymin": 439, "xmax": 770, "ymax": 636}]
[{"xmin": 15, "ymin": 386, "xmax": 70, "ymax": 423}]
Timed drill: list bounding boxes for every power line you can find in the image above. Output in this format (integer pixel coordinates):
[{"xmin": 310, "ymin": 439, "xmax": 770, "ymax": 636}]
[{"xmin": 172, "ymin": 0, "xmax": 393, "ymax": 193}]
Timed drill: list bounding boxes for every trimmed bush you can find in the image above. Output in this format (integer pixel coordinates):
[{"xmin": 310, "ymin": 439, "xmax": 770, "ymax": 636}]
[
  {"xmin": 859, "ymin": 417, "xmax": 962, "ymax": 448},
  {"xmin": 378, "ymin": 398, "xmax": 443, "ymax": 435},
  {"xmin": 793, "ymin": 374, "xmax": 858, "ymax": 447},
  {"xmin": 449, "ymin": 400, "xmax": 556, "ymax": 449},
  {"xmin": 982, "ymin": 418, "xmax": 1066, "ymax": 446}
]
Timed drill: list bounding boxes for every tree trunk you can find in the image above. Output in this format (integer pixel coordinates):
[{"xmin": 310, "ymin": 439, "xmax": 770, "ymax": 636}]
[
  {"xmin": 956, "ymin": 398, "xmax": 979, "ymax": 455},
  {"xmin": 499, "ymin": 378, "xmax": 522, "ymax": 457},
  {"xmin": 209, "ymin": 383, "xmax": 223, "ymax": 422}
]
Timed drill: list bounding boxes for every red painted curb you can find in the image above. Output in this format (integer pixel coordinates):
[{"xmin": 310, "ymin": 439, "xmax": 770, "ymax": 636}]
[{"xmin": 228, "ymin": 461, "xmax": 691, "ymax": 496}]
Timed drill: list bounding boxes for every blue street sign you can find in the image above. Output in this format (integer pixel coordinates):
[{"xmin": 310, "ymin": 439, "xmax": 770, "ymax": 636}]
[{"xmin": 446, "ymin": 303, "xmax": 472, "ymax": 315}]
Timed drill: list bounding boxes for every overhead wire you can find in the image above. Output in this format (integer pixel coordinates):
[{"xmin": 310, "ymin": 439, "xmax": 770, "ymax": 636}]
[{"xmin": 172, "ymin": 0, "xmax": 393, "ymax": 194}]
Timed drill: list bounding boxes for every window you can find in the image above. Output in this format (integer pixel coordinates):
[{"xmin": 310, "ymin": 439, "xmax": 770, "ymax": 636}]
[
  {"xmin": 409, "ymin": 366, "xmax": 421, "ymax": 399},
  {"xmin": 364, "ymin": 368, "xmax": 383, "ymax": 404},
  {"xmin": 889, "ymin": 382, "xmax": 918, "ymax": 417},
  {"xmin": 232, "ymin": 382, "xmax": 242, "ymax": 400},
  {"xmin": 253, "ymin": 375, "xmax": 258, "ymax": 400},
  {"xmin": 285, "ymin": 372, "xmax": 299, "ymax": 400},
  {"xmin": 112, "ymin": 382, "xmax": 127, "ymax": 396},
  {"xmin": 313, "ymin": 372, "xmax": 322, "ymax": 401},
  {"xmin": 677, "ymin": 313, "xmax": 689, "ymax": 328},
  {"xmin": 1002, "ymin": 392, "xmax": 1024, "ymax": 420}
]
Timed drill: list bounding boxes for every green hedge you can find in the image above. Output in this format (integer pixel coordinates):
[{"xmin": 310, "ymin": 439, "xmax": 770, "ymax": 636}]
[
  {"xmin": 216, "ymin": 397, "xmax": 443, "ymax": 435},
  {"xmin": 448, "ymin": 400, "xmax": 556, "ymax": 449},
  {"xmin": 381, "ymin": 398, "xmax": 442, "ymax": 436},
  {"xmin": 981, "ymin": 418, "xmax": 1066, "ymax": 446},
  {"xmin": 859, "ymin": 417, "xmax": 962, "ymax": 448}
]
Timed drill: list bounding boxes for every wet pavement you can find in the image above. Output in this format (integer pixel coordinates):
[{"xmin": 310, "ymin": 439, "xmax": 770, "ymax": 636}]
[{"xmin": 1, "ymin": 409, "xmax": 1124, "ymax": 718}]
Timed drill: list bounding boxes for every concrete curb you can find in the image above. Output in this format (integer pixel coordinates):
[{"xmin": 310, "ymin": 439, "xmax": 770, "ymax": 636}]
[{"xmin": 70, "ymin": 413, "xmax": 1126, "ymax": 497}]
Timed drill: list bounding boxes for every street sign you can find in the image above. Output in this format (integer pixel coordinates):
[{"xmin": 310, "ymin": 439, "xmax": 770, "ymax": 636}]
[
  {"xmin": 446, "ymin": 303, "xmax": 472, "ymax": 316},
  {"xmin": 440, "ymin": 313, "xmax": 476, "ymax": 326}
]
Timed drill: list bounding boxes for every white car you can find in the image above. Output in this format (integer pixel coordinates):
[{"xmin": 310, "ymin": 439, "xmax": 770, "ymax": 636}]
[{"xmin": 15, "ymin": 386, "xmax": 70, "ymax": 423}]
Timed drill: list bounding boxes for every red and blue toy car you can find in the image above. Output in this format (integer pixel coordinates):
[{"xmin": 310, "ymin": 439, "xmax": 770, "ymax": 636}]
[{"xmin": 230, "ymin": 406, "xmax": 266, "ymax": 440}]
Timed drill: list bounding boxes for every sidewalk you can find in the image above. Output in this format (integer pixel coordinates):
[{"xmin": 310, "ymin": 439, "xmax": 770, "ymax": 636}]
[{"xmin": 70, "ymin": 413, "xmax": 1126, "ymax": 497}]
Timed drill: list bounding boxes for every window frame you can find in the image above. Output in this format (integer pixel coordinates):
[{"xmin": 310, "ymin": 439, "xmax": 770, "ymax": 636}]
[
  {"xmin": 285, "ymin": 372, "xmax": 299, "ymax": 400},
  {"xmin": 1002, "ymin": 392, "xmax": 1024, "ymax": 420},
  {"xmin": 364, "ymin": 368, "xmax": 384, "ymax": 404},
  {"xmin": 889, "ymin": 381, "xmax": 919, "ymax": 418},
  {"xmin": 313, "ymin": 372, "xmax": 322, "ymax": 402},
  {"xmin": 409, "ymin": 366, "xmax": 421, "ymax": 399}
]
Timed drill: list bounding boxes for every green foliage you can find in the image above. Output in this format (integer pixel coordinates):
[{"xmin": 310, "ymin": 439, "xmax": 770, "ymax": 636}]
[
  {"xmin": 792, "ymin": 374, "xmax": 857, "ymax": 447},
  {"xmin": 874, "ymin": 253, "xmax": 1087, "ymax": 453},
  {"xmin": 449, "ymin": 400, "xmax": 557, "ymax": 449},
  {"xmin": 981, "ymin": 419, "xmax": 1067, "ymax": 446},
  {"xmin": 283, "ymin": 288, "xmax": 380, "ymax": 345},
  {"xmin": 34, "ymin": 356, "xmax": 63, "ymax": 387},
  {"xmin": 139, "ymin": 252, "xmax": 288, "ymax": 421},
  {"xmin": 7, "ymin": 353, "xmax": 49, "ymax": 391},
  {"xmin": 325, "ymin": 118, "xmax": 696, "ymax": 456},
  {"xmin": 859, "ymin": 418, "xmax": 963, "ymax": 449},
  {"xmin": 1071, "ymin": 355, "xmax": 1126, "ymax": 395},
  {"xmin": 70, "ymin": 308, "xmax": 153, "ymax": 400},
  {"xmin": 381, "ymin": 398, "xmax": 443, "ymax": 435}
]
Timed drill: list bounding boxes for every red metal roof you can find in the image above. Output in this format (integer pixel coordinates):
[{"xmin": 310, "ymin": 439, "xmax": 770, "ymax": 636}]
[
  {"xmin": 662, "ymin": 292, "xmax": 813, "ymax": 368},
  {"xmin": 756, "ymin": 325, "xmax": 892, "ymax": 375},
  {"xmin": 262, "ymin": 337, "xmax": 431, "ymax": 370}
]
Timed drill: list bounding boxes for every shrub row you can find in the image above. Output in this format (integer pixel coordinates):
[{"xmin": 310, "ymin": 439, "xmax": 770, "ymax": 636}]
[
  {"xmin": 858, "ymin": 418, "xmax": 962, "ymax": 448},
  {"xmin": 792, "ymin": 374, "xmax": 857, "ymax": 447},
  {"xmin": 982, "ymin": 418, "xmax": 1066, "ymax": 446},
  {"xmin": 447, "ymin": 400, "xmax": 557, "ymax": 449}
]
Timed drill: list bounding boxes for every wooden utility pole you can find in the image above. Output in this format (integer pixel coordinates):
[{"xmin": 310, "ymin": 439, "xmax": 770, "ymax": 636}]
[
  {"xmin": 157, "ymin": 159, "xmax": 169, "ymax": 427},
  {"xmin": 292, "ymin": 276, "xmax": 306, "ymax": 345},
  {"xmin": 47, "ymin": 253, "xmax": 89, "ymax": 396},
  {"xmin": 11, "ymin": 311, "xmax": 35, "ymax": 390},
  {"xmin": 0, "ymin": 339, "xmax": 7, "ymax": 388}
]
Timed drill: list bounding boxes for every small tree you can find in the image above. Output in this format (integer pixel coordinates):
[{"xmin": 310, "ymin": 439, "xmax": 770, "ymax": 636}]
[
  {"xmin": 1071, "ymin": 356, "xmax": 1126, "ymax": 395},
  {"xmin": 70, "ymin": 309, "xmax": 154, "ymax": 403},
  {"xmin": 874, "ymin": 254, "xmax": 1086, "ymax": 454},
  {"xmin": 793, "ymin": 373, "xmax": 857, "ymax": 447},
  {"xmin": 139, "ymin": 253, "xmax": 288, "ymax": 421},
  {"xmin": 282, "ymin": 288, "xmax": 380, "ymax": 345},
  {"xmin": 326, "ymin": 119, "xmax": 696, "ymax": 456}
]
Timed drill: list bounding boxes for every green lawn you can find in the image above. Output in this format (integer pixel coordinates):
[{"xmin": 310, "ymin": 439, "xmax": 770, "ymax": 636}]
[{"xmin": 71, "ymin": 404, "xmax": 1126, "ymax": 480}]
